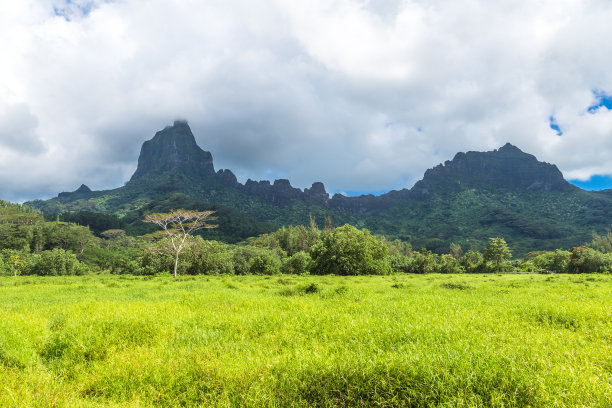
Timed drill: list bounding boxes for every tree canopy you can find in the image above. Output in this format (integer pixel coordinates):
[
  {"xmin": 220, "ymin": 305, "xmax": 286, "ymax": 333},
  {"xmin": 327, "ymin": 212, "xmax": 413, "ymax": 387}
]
[{"xmin": 143, "ymin": 209, "xmax": 217, "ymax": 278}]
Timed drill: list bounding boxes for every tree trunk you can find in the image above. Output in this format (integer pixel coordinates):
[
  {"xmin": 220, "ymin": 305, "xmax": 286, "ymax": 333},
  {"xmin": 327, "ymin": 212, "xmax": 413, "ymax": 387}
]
[{"xmin": 173, "ymin": 254, "xmax": 179, "ymax": 278}]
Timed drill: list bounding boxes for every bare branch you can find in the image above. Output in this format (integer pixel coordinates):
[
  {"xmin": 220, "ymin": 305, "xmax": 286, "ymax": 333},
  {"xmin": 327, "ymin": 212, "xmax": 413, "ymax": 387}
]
[{"xmin": 143, "ymin": 209, "xmax": 217, "ymax": 278}]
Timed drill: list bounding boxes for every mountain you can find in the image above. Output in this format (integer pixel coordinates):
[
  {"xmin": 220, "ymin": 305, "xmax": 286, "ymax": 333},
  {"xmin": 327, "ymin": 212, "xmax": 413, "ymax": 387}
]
[
  {"xmin": 409, "ymin": 142, "xmax": 575, "ymax": 196},
  {"xmin": 130, "ymin": 120, "xmax": 215, "ymax": 181},
  {"xmin": 26, "ymin": 121, "xmax": 612, "ymax": 254}
]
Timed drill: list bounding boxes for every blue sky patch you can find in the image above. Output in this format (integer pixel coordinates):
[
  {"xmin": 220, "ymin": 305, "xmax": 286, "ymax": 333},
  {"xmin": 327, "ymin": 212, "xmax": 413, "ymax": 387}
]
[
  {"xmin": 53, "ymin": 1, "xmax": 111, "ymax": 21},
  {"xmin": 569, "ymin": 175, "xmax": 612, "ymax": 190},
  {"xmin": 343, "ymin": 189, "xmax": 389, "ymax": 197},
  {"xmin": 587, "ymin": 90, "xmax": 612, "ymax": 113},
  {"xmin": 549, "ymin": 116, "xmax": 562, "ymax": 136}
]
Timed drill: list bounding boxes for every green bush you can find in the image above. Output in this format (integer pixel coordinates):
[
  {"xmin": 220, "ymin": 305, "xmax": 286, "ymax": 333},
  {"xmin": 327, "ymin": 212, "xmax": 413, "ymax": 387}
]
[
  {"xmin": 389, "ymin": 254, "xmax": 412, "ymax": 273},
  {"xmin": 40, "ymin": 222, "xmax": 98, "ymax": 253},
  {"xmin": 403, "ymin": 250, "xmax": 438, "ymax": 274},
  {"xmin": 232, "ymin": 246, "xmax": 264, "ymax": 275},
  {"xmin": 604, "ymin": 253, "xmax": 612, "ymax": 273},
  {"xmin": 438, "ymin": 254, "xmax": 464, "ymax": 274},
  {"xmin": 281, "ymin": 251, "xmax": 311, "ymax": 274},
  {"xmin": 569, "ymin": 246, "xmax": 607, "ymax": 273},
  {"xmin": 137, "ymin": 250, "xmax": 172, "ymax": 275},
  {"xmin": 531, "ymin": 249, "xmax": 571, "ymax": 273},
  {"xmin": 0, "ymin": 256, "xmax": 9, "ymax": 275},
  {"xmin": 310, "ymin": 225, "xmax": 390, "ymax": 275},
  {"xmin": 79, "ymin": 246, "xmax": 145, "ymax": 272},
  {"xmin": 183, "ymin": 239, "xmax": 234, "ymax": 275},
  {"xmin": 250, "ymin": 252, "xmax": 281, "ymax": 275},
  {"xmin": 459, "ymin": 250, "xmax": 485, "ymax": 273},
  {"xmin": 23, "ymin": 248, "xmax": 89, "ymax": 276},
  {"xmin": 517, "ymin": 260, "xmax": 538, "ymax": 272}
]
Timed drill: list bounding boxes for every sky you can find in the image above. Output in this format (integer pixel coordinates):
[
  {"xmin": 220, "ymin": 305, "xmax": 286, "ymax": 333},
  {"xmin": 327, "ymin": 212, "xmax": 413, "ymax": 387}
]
[{"xmin": 1, "ymin": 0, "xmax": 612, "ymax": 202}]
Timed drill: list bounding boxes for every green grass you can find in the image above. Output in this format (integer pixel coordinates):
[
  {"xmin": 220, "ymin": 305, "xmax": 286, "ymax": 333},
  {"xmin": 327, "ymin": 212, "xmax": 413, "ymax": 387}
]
[{"xmin": 0, "ymin": 274, "xmax": 610, "ymax": 407}]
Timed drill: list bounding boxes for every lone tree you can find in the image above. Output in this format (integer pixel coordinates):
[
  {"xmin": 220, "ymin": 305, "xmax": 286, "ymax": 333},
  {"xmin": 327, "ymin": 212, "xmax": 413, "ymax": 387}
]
[
  {"xmin": 143, "ymin": 209, "xmax": 217, "ymax": 278},
  {"xmin": 9, "ymin": 254, "xmax": 25, "ymax": 277},
  {"xmin": 483, "ymin": 237, "xmax": 512, "ymax": 273}
]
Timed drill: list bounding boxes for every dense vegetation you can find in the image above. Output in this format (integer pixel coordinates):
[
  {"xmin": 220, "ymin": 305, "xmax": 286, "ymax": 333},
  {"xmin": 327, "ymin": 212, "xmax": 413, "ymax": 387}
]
[
  {"xmin": 2, "ymin": 200, "xmax": 611, "ymax": 278},
  {"xmin": 28, "ymin": 175, "xmax": 612, "ymax": 257},
  {"xmin": 1, "ymin": 274, "xmax": 610, "ymax": 407}
]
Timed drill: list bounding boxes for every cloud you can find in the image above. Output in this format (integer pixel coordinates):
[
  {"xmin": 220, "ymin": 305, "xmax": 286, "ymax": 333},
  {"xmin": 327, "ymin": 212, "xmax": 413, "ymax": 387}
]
[
  {"xmin": 0, "ymin": 104, "xmax": 44, "ymax": 154},
  {"xmin": 1, "ymin": 0, "xmax": 612, "ymax": 202}
]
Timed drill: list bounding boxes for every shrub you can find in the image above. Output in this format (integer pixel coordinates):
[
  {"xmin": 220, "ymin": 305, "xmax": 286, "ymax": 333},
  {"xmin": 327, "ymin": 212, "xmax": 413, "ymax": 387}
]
[
  {"xmin": 302, "ymin": 282, "xmax": 320, "ymax": 293},
  {"xmin": 401, "ymin": 250, "xmax": 438, "ymax": 274},
  {"xmin": 137, "ymin": 250, "xmax": 172, "ymax": 275},
  {"xmin": 438, "ymin": 254, "xmax": 464, "ymax": 274},
  {"xmin": 569, "ymin": 246, "xmax": 607, "ymax": 273},
  {"xmin": 233, "ymin": 246, "xmax": 266, "ymax": 275},
  {"xmin": 279, "ymin": 282, "xmax": 321, "ymax": 296},
  {"xmin": 23, "ymin": 248, "xmax": 89, "ymax": 276},
  {"xmin": 459, "ymin": 250, "xmax": 485, "ymax": 274},
  {"xmin": 310, "ymin": 225, "xmax": 390, "ymax": 275},
  {"xmin": 532, "ymin": 249, "xmax": 571, "ymax": 273},
  {"xmin": 250, "ymin": 252, "xmax": 281, "ymax": 275},
  {"xmin": 389, "ymin": 254, "xmax": 412, "ymax": 273},
  {"xmin": 281, "ymin": 251, "xmax": 311, "ymax": 275},
  {"xmin": 183, "ymin": 239, "xmax": 234, "ymax": 275},
  {"xmin": 0, "ymin": 256, "xmax": 9, "ymax": 275}
]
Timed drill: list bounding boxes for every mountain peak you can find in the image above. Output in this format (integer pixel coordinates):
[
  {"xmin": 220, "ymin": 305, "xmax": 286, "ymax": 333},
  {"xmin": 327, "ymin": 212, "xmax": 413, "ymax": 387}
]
[
  {"xmin": 497, "ymin": 142, "xmax": 523, "ymax": 154},
  {"xmin": 57, "ymin": 184, "xmax": 92, "ymax": 198},
  {"xmin": 130, "ymin": 121, "xmax": 215, "ymax": 181},
  {"xmin": 410, "ymin": 143, "xmax": 575, "ymax": 196}
]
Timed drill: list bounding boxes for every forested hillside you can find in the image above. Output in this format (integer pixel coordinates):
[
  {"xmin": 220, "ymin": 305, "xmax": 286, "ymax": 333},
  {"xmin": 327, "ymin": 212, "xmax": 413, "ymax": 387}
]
[{"xmin": 26, "ymin": 121, "xmax": 612, "ymax": 255}]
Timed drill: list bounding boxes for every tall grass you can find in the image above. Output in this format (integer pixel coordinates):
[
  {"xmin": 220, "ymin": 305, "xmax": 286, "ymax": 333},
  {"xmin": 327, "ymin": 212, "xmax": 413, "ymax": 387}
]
[{"xmin": 0, "ymin": 274, "xmax": 610, "ymax": 407}]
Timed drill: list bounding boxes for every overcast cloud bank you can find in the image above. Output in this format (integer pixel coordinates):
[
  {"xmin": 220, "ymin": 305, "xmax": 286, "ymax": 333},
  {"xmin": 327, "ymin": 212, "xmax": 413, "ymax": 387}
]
[{"xmin": 1, "ymin": 0, "xmax": 611, "ymax": 202}]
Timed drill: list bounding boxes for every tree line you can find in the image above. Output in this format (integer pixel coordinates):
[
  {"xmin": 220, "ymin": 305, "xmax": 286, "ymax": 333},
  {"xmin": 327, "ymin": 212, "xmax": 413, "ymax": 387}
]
[{"xmin": 1, "ymin": 201, "xmax": 611, "ymax": 277}]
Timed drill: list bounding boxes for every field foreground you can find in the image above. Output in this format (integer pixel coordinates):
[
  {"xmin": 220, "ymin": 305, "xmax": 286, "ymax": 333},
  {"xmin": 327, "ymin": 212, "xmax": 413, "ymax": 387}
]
[{"xmin": 0, "ymin": 274, "xmax": 610, "ymax": 407}]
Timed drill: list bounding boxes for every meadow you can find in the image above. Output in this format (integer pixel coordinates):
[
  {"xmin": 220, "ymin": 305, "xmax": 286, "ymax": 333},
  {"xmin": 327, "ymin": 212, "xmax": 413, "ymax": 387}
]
[{"xmin": 0, "ymin": 273, "xmax": 610, "ymax": 407}]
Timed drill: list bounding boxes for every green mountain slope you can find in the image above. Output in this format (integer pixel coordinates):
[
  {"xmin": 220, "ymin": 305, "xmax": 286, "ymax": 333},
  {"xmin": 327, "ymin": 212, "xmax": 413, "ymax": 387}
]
[{"xmin": 26, "ymin": 121, "xmax": 612, "ymax": 254}]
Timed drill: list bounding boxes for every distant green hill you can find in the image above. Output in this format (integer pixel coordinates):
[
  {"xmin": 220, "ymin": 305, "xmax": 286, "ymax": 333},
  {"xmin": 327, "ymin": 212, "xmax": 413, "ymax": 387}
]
[{"xmin": 26, "ymin": 121, "xmax": 612, "ymax": 254}]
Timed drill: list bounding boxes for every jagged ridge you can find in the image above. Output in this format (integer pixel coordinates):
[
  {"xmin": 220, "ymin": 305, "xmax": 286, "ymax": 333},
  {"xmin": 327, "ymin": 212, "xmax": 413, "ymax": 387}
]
[
  {"xmin": 409, "ymin": 143, "xmax": 575, "ymax": 197},
  {"xmin": 58, "ymin": 122, "xmax": 575, "ymax": 209},
  {"xmin": 25, "ymin": 120, "xmax": 612, "ymax": 255}
]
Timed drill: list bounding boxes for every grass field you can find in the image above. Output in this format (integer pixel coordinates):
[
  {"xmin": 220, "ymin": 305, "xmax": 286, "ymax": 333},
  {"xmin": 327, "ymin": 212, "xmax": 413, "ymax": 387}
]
[{"xmin": 0, "ymin": 273, "xmax": 610, "ymax": 407}]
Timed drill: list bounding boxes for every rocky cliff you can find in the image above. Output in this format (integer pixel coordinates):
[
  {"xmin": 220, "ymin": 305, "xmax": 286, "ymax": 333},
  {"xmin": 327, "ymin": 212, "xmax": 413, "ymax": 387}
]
[
  {"xmin": 130, "ymin": 120, "xmax": 215, "ymax": 181},
  {"xmin": 408, "ymin": 143, "xmax": 575, "ymax": 198},
  {"xmin": 128, "ymin": 120, "xmax": 330, "ymax": 206}
]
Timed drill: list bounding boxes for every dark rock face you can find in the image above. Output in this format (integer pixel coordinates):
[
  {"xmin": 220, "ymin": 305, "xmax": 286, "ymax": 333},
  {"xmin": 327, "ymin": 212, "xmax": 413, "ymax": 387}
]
[
  {"xmin": 304, "ymin": 182, "xmax": 329, "ymax": 203},
  {"xmin": 75, "ymin": 184, "xmax": 92, "ymax": 194},
  {"xmin": 409, "ymin": 143, "xmax": 575, "ymax": 197},
  {"xmin": 58, "ymin": 184, "xmax": 92, "ymax": 198},
  {"xmin": 328, "ymin": 193, "xmax": 393, "ymax": 212},
  {"xmin": 216, "ymin": 169, "xmax": 239, "ymax": 187},
  {"xmin": 244, "ymin": 178, "xmax": 304, "ymax": 205},
  {"xmin": 241, "ymin": 179, "xmax": 331, "ymax": 206},
  {"xmin": 127, "ymin": 121, "xmax": 334, "ymax": 206},
  {"xmin": 130, "ymin": 120, "xmax": 215, "ymax": 181}
]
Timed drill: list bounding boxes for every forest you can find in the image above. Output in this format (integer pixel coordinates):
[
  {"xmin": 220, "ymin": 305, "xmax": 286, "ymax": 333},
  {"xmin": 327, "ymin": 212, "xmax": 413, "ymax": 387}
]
[{"xmin": 2, "ymin": 199, "xmax": 611, "ymax": 277}]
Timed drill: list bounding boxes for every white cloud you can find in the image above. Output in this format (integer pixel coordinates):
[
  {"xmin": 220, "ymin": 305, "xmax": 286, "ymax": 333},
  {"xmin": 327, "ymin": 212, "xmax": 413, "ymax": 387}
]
[
  {"xmin": 1, "ymin": 0, "xmax": 612, "ymax": 202},
  {"xmin": 0, "ymin": 103, "xmax": 43, "ymax": 153}
]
